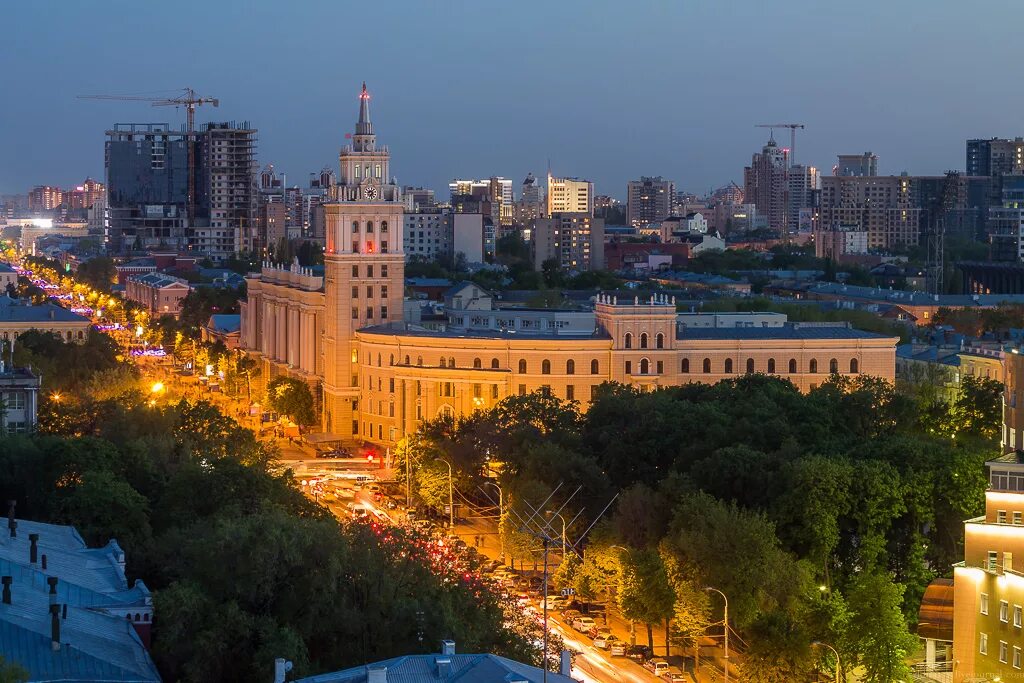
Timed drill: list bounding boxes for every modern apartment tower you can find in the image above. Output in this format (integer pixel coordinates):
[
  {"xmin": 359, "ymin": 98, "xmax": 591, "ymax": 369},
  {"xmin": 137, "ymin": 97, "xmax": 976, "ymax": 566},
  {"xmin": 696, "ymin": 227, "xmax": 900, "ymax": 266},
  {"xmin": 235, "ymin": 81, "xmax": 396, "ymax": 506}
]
[
  {"xmin": 835, "ymin": 153, "xmax": 878, "ymax": 177},
  {"xmin": 743, "ymin": 137, "xmax": 788, "ymax": 233},
  {"xmin": 546, "ymin": 174, "xmax": 593, "ymax": 216},
  {"xmin": 199, "ymin": 121, "xmax": 258, "ymax": 255},
  {"xmin": 627, "ymin": 176, "xmax": 675, "ymax": 227},
  {"xmin": 967, "ymin": 138, "xmax": 1024, "ymax": 177}
]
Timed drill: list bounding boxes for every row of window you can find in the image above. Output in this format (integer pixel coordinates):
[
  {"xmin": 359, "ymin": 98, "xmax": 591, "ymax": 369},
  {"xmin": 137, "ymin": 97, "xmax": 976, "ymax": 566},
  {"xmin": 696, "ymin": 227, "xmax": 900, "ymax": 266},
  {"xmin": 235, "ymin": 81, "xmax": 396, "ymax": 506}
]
[
  {"xmin": 979, "ymin": 632, "xmax": 1022, "ymax": 669},
  {"xmin": 351, "ymin": 221, "xmax": 389, "ymax": 233},
  {"xmin": 623, "ymin": 332, "xmax": 665, "ymax": 350},
  {"xmin": 683, "ymin": 357, "xmax": 858, "ymax": 375},
  {"xmin": 979, "ymin": 592, "xmax": 1024, "ymax": 626},
  {"xmin": 350, "ymin": 264, "xmax": 389, "ymax": 278},
  {"xmin": 352, "ymin": 285, "xmax": 388, "ymax": 299},
  {"xmin": 351, "ymin": 307, "xmax": 388, "ymax": 320},
  {"xmin": 996, "ymin": 510, "xmax": 1024, "ymax": 524}
]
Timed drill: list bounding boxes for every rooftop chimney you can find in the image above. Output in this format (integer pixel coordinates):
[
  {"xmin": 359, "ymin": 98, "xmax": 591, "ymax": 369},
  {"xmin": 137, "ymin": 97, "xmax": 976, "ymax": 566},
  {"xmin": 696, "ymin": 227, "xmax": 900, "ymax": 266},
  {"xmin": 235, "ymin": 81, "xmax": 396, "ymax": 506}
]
[
  {"xmin": 366, "ymin": 666, "xmax": 387, "ymax": 683},
  {"xmin": 50, "ymin": 603, "xmax": 60, "ymax": 651},
  {"xmin": 1, "ymin": 576, "xmax": 11, "ymax": 604},
  {"xmin": 47, "ymin": 576, "xmax": 58, "ymax": 606},
  {"xmin": 29, "ymin": 533, "xmax": 38, "ymax": 563},
  {"xmin": 41, "ymin": 554, "xmax": 47, "ymax": 570},
  {"xmin": 441, "ymin": 640, "xmax": 455, "ymax": 656},
  {"xmin": 6, "ymin": 500, "xmax": 15, "ymax": 538}
]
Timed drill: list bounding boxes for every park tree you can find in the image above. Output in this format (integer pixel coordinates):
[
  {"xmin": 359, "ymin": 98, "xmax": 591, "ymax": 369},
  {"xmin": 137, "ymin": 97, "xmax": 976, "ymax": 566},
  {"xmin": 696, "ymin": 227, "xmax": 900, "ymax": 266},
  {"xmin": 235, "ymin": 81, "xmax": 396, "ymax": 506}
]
[
  {"xmin": 618, "ymin": 548, "xmax": 675, "ymax": 654},
  {"xmin": 845, "ymin": 571, "xmax": 917, "ymax": 683},
  {"xmin": 266, "ymin": 376, "xmax": 316, "ymax": 426}
]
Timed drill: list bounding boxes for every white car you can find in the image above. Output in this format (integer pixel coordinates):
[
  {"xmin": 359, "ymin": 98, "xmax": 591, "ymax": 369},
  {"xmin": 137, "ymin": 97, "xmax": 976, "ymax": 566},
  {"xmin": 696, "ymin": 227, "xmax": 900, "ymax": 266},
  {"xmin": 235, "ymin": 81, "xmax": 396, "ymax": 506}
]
[
  {"xmin": 593, "ymin": 633, "xmax": 618, "ymax": 649},
  {"xmin": 645, "ymin": 660, "xmax": 670, "ymax": 677},
  {"xmin": 609, "ymin": 641, "xmax": 627, "ymax": 657},
  {"xmin": 571, "ymin": 616, "xmax": 596, "ymax": 632}
]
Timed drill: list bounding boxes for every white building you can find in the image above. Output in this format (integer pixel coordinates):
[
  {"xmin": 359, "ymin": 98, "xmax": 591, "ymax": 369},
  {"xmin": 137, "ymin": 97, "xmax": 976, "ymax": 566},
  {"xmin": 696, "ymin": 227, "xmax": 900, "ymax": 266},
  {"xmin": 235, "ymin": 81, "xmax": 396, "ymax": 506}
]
[
  {"xmin": 546, "ymin": 175, "xmax": 593, "ymax": 215},
  {"xmin": 404, "ymin": 209, "xmax": 450, "ymax": 260}
]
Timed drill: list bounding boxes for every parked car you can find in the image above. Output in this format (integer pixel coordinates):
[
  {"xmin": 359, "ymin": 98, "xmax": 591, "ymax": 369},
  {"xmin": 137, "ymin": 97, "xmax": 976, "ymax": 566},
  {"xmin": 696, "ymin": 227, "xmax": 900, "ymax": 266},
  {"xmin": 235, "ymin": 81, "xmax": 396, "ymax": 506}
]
[
  {"xmin": 593, "ymin": 633, "xmax": 619, "ymax": 649},
  {"xmin": 560, "ymin": 609, "xmax": 581, "ymax": 623},
  {"xmin": 609, "ymin": 641, "xmax": 628, "ymax": 657},
  {"xmin": 645, "ymin": 660, "xmax": 670, "ymax": 677},
  {"xmin": 662, "ymin": 671, "xmax": 695, "ymax": 683},
  {"xmin": 587, "ymin": 623, "xmax": 605, "ymax": 638},
  {"xmin": 539, "ymin": 596, "xmax": 568, "ymax": 611},
  {"xmin": 571, "ymin": 616, "xmax": 597, "ymax": 633},
  {"xmin": 625, "ymin": 645, "xmax": 654, "ymax": 662}
]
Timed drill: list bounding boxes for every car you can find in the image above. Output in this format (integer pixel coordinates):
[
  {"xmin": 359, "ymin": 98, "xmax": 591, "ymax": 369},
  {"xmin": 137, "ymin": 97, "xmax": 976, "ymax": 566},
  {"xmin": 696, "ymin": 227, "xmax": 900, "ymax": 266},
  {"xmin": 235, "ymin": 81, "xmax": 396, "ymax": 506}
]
[
  {"xmin": 571, "ymin": 616, "xmax": 596, "ymax": 632},
  {"xmin": 560, "ymin": 609, "xmax": 581, "ymax": 624},
  {"xmin": 367, "ymin": 483, "xmax": 381, "ymax": 493},
  {"xmin": 538, "ymin": 596, "xmax": 567, "ymax": 611},
  {"xmin": 625, "ymin": 645, "xmax": 654, "ymax": 662},
  {"xmin": 662, "ymin": 672, "xmax": 695, "ymax": 683},
  {"xmin": 609, "ymin": 641, "xmax": 627, "ymax": 657},
  {"xmin": 593, "ymin": 633, "xmax": 619, "ymax": 650},
  {"xmin": 645, "ymin": 660, "xmax": 670, "ymax": 677}
]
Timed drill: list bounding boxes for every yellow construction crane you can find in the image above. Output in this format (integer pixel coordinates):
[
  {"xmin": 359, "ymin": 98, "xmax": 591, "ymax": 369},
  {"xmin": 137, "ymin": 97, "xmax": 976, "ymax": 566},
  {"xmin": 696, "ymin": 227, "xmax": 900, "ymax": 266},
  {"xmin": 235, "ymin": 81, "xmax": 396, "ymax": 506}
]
[{"xmin": 78, "ymin": 88, "xmax": 220, "ymax": 223}]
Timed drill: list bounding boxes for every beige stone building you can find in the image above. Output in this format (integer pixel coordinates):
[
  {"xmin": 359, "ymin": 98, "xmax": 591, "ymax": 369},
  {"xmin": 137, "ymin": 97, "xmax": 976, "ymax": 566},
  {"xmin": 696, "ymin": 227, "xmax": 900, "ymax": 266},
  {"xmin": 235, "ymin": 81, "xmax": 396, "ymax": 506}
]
[{"xmin": 239, "ymin": 85, "xmax": 898, "ymax": 448}]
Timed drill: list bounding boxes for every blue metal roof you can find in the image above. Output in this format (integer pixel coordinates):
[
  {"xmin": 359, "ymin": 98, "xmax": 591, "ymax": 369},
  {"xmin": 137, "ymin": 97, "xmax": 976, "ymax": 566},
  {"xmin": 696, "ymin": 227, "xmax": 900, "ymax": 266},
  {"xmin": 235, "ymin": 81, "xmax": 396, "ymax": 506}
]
[
  {"xmin": 295, "ymin": 653, "xmax": 576, "ymax": 683},
  {"xmin": 207, "ymin": 314, "xmax": 241, "ymax": 334}
]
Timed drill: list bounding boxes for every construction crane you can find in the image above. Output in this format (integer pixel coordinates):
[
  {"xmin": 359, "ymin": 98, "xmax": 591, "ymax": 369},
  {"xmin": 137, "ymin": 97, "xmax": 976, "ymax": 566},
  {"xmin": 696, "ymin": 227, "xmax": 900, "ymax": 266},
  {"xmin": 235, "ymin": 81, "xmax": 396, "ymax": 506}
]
[
  {"xmin": 755, "ymin": 123, "xmax": 805, "ymax": 163},
  {"xmin": 78, "ymin": 88, "xmax": 219, "ymax": 222},
  {"xmin": 925, "ymin": 170, "xmax": 961, "ymax": 296}
]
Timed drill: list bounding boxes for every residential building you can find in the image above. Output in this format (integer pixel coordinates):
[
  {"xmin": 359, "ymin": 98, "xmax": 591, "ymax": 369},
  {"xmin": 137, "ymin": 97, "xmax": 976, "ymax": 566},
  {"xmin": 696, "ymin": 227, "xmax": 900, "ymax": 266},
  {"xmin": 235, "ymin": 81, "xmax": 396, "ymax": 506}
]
[
  {"xmin": 258, "ymin": 200, "xmax": 288, "ymax": 250},
  {"xmin": 788, "ymin": 164, "xmax": 819, "ymax": 232},
  {"xmin": 743, "ymin": 137, "xmax": 788, "ymax": 233},
  {"xmin": 200, "ymin": 121, "xmax": 258, "ymax": 255},
  {"xmin": 0, "ymin": 366, "xmax": 41, "ymax": 434},
  {"xmin": 62, "ymin": 178, "xmax": 105, "ymax": 211},
  {"xmin": 452, "ymin": 213, "xmax": 489, "ymax": 263},
  {"xmin": 968, "ymin": 138, "xmax": 1024, "ymax": 177},
  {"xmin": 124, "ymin": 272, "xmax": 191, "ymax": 317},
  {"xmin": 813, "ymin": 225, "xmax": 869, "ymax": 258},
  {"xmin": 404, "ymin": 208, "xmax": 451, "ymax": 261},
  {"xmin": 0, "ymin": 510, "xmax": 160, "ymax": 682},
  {"xmin": 835, "ymin": 153, "xmax": 878, "ymax": 177},
  {"xmin": 604, "ymin": 242, "xmax": 691, "ymax": 271},
  {"xmin": 403, "ymin": 187, "xmax": 436, "ymax": 211},
  {"xmin": 238, "ymin": 83, "xmax": 899, "ymax": 450},
  {"xmin": 531, "ymin": 213, "xmax": 604, "ymax": 271},
  {"xmin": 0, "ymin": 296, "xmax": 92, "ymax": 343},
  {"xmin": 546, "ymin": 174, "xmax": 593, "ymax": 215},
  {"xmin": 627, "ymin": 176, "xmax": 675, "ymax": 227},
  {"xmin": 292, "ymin": 640, "xmax": 575, "ymax": 683},
  {"xmin": 27, "ymin": 186, "xmax": 63, "ymax": 213}
]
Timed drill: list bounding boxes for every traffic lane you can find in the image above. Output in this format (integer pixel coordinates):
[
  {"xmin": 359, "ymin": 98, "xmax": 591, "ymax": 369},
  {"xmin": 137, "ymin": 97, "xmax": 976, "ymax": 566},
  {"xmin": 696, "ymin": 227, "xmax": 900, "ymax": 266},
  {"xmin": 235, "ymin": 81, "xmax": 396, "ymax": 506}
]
[{"xmin": 548, "ymin": 614, "xmax": 659, "ymax": 683}]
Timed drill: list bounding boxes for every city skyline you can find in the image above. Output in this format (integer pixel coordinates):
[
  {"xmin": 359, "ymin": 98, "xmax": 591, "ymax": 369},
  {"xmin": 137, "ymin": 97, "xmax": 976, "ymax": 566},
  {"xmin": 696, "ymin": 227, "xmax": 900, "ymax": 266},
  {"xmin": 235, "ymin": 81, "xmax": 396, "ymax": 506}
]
[{"xmin": 4, "ymin": 0, "xmax": 1024, "ymax": 198}]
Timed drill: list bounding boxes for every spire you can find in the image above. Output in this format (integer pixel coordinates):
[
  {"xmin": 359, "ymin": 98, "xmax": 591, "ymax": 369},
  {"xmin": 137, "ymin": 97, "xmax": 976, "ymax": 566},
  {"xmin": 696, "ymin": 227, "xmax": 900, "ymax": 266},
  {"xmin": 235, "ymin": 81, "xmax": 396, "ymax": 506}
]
[{"xmin": 356, "ymin": 82, "xmax": 372, "ymax": 136}]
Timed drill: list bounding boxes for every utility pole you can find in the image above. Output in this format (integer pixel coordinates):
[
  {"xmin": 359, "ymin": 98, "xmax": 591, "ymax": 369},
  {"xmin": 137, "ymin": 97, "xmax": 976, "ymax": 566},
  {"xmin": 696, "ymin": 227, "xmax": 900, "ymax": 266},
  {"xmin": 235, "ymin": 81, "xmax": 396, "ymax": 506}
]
[{"xmin": 705, "ymin": 587, "xmax": 729, "ymax": 683}]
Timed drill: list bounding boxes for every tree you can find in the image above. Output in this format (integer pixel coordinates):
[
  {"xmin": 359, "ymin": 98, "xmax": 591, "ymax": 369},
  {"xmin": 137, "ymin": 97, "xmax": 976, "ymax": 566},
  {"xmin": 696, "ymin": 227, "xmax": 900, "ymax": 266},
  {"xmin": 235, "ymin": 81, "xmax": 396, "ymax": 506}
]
[
  {"xmin": 266, "ymin": 377, "xmax": 316, "ymax": 426},
  {"xmin": 845, "ymin": 572, "xmax": 917, "ymax": 683},
  {"xmin": 76, "ymin": 256, "xmax": 117, "ymax": 292},
  {"xmin": 618, "ymin": 548, "xmax": 675, "ymax": 653},
  {"xmin": 0, "ymin": 655, "xmax": 28, "ymax": 683}
]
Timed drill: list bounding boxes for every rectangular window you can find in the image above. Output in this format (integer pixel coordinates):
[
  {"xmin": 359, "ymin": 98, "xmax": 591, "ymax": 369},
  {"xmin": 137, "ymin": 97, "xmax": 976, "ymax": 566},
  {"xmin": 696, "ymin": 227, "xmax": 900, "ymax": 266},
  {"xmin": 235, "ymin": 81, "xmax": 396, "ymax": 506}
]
[
  {"xmin": 351, "ymin": 374, "xmax": 358, "ymax": 387},
  {"xmin": 381, "ymin": 285, "xmax": 388, "ymax": 298},
  {"xmin": 518, "ymin": 384, "xmax": 526, "ymax": 396},
  {"xmin": 352, "ymin": 286, "xmax": 359, "ymax": 298},
  {"xmin": 389, "ymin": 379, "xmax": 395, "ymax": 393},
  {"xmin": 1001, "ymin": 641, "xmax": 1009, "ymax": 664},
  {"xmin": 389, "ymin": 403, "xmax": 395, "ymax": 418},
  {"xmin": 1002, "ymin": 600, "xmax": 1010, "ymax": 622},
  {"xmin": 1015, "ymin": 511, "xmax": 1022, "ymax": 525},
  {"xmin": 352, "ymin": 420, "xmax": 359, "ymax": 435},
  {"xmin": 982, "ymin": 593, "xmax": 990, "ymax": 615},
  {"xmin": 566, "ymin": 385, "xmax": 575, "ymax": 401},
  {"xmin": 1015, "ymin": 646, "xmax": 1022, "ymax": 669},
  {"xmin": 352, "ymin": 265, "xmax": 359, "ymax": 277},
  {"xmin": 625, "ymin": 361, "xmax": 632, "ymax": 375},
  {"xmin": 381, "ymin": 306, "xmax": 388, "ymax": 319},
  {"xmin": 1015, "ymin": 605, "xmax": 1022, "ymax": 628},
  {"xmin": 366, "ymin": 307, "xmax": 373, "ymax": 319},
  {"xmin": 366, "ymin": 286, "xmax": 374, "ymax": 297},
  {"xmin": 491, "ymin": 385, "xmax": 499, "ymax": 399},
  {"xmin": 367, "ymin": 265, "xmax": 374, "ymax": 277},
  {"xmin": 382, "ymin": 265, "xmax": 388, "ymax": 277},
  {"xmin": 656, "ymin": 361, "xmax": 663, "ymax": 374},
  {"xmin": 999, "ymin": 510, "xmax": 1008, "ymax": 523},
  {"xmin": 989, "ymin": 551, "xmax": 999, "ymax": 571},
  {"xmin": 980, "ymin": 632, "xmax": 988, "ymax": 655},
  {"xmin": 541, "ymin": 385, "xmax": 551, "ymax": 397},
  {"xmin": 1007, "ymin": 552, "xmax": 1015, "ymax": 572},
  {"xmin": 4, "ymin": 393, "xmax": 25, "ymax": 410},
  {"xmin": 352, "ymin": 307, "xmax": 359, "ymax": 319}
]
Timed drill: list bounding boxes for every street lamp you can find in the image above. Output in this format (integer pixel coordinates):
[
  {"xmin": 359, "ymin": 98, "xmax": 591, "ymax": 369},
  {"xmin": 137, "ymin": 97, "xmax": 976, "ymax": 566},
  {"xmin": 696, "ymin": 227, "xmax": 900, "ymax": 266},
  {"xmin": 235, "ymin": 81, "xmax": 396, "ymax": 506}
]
[
  {"xmin": 812, "ymin": 641, "xmax": 841, "ymax": 683},
  {"xmin": 705, "ymin": 587, "xmax": 729, "ymax": 683},
  {"xmin": 546, "ymin": 510, "xmax": 567, "ymax": 552},
  {"xmin": 610, "ymin": 544, "xmax": 637, "ymax": 647},
  {"xmin": 482, "ymin": 480, "xmax": 504, "ymax": 562},
  {"xmin": 151, "ymin": 381, "xmax": 164, "ymax": 394},
  {"xmin": 50, "ymin": 392, "xmax": 61, "ymax": 403},
  {"xmin": 439, "ymin": 458, "xmax": 454, "ymax": 528}
]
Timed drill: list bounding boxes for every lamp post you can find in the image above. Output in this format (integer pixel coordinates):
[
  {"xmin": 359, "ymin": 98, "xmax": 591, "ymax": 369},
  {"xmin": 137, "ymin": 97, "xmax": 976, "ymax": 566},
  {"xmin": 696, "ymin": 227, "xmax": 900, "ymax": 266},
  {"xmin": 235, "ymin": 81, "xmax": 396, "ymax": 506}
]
[
  {"xmin": 483, "ymin": 480, "xmax": 504, "ymax": 562},
  {"xmin": 812, "ymin": 641, "xmax": 841, "ymax": 683},
  {"xmin": 439, "ymin": 458, "xmax": 454, "ymax": 527},
  {"xmin": 546, "ymin": 510, "xmax": 567, "ymax": 552},
  {"xmin": 705, "ymin": 587, "xmax": 729, "ymax": 683},
  {"xmin": 611, "ymin": 544, "xmax": 637, "ymax": 646}
]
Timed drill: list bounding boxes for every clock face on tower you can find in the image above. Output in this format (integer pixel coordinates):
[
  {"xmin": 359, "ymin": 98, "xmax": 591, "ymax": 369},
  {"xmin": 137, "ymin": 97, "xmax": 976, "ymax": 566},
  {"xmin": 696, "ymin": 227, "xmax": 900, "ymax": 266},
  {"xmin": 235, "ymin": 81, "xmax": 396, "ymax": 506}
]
[{"xmin": 363, "ymin": 185, "xmax": 378, "ymax": 200}]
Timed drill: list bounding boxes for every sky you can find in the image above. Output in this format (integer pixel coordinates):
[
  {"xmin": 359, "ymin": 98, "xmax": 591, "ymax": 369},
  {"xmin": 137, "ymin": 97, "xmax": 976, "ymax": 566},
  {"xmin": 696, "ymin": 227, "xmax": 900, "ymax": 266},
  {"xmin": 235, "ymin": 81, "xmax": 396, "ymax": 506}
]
[{"xmin": 3, "ymin": 0, "xmax": 1024, "ymax": 199}]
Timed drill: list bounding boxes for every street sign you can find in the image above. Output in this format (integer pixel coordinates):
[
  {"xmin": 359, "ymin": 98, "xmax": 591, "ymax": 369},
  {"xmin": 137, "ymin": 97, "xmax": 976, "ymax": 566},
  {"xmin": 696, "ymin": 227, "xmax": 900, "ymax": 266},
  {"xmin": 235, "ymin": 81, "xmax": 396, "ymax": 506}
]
[{"xmin": 561, "ymin": 588, "xmax": 575, "ymax": 597}]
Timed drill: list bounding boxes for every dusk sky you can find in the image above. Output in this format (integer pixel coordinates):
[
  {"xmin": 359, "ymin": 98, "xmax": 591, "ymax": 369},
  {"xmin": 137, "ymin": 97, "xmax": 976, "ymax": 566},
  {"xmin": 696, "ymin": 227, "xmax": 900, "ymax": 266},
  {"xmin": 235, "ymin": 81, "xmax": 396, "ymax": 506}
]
[{"xmin": 3, "ymin": 0, "xmax": 1023, "ymax": 198}]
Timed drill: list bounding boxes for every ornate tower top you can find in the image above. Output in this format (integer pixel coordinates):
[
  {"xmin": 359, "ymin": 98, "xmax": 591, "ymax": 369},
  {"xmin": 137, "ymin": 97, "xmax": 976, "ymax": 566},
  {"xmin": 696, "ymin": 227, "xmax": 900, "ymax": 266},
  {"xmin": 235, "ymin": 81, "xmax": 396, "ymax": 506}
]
[{"xmin": 356, "ymin": 82, "xmax": 372, "ymax": 136}]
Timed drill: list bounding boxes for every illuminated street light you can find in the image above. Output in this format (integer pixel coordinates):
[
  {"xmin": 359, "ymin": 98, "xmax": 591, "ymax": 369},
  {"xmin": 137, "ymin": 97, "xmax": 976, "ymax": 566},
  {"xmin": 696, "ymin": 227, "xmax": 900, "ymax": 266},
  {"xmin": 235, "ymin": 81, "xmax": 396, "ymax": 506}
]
[
  {"xmin": 812, "ymin": 641, "xmax": 841, "ymax": 683},
  {"xmin": 705, "ymin": 587, "xmax": 729, "ymax": 683},
  {"xmin": 151, "ymin": 382, "xmax": 164, "ymax": 394},
  {"xmin": 51, "ymin": 392, "xmax": 61, "ymax": 403}
]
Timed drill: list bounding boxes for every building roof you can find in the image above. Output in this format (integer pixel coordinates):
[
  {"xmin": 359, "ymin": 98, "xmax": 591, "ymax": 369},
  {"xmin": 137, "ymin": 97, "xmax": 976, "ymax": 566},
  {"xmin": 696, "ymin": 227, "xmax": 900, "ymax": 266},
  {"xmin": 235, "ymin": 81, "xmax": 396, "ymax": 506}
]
[
  {"xmin": 917, "ymin": 578, "xmax": 953, "ymax": 642},
  {"xmin": 405, "ymin": 278, "xmax": 454, "ymax": 288},
  {"xmin": 359, "ymin": 321, "xmax": 609, "ymax": 341},
  {"xmin": 0, "ymin": 297, "xmax": 91, "ymax": 325},
  {"xmin": 0, "ymin": 263, "xmax": 17, "ymax": 274},
  {"xmin": 677, "ymin": 323, "xmax": 892, "ymax": 341},
  {"xmin": 115, "ymin": 259, "xmax": 156, "ymax": 270},
  {"xmin": 295, "ymin": 652, "xmax": 575, "ymax": 683},
  {"xmin": 0, "ymin": 518, "xmax": 159, "ymax": 683},
  {"xmin": 207, "ymin": 314, "xmax": 241, "ymax": 335},
  {"xmin": 128, "ymin": 273, "xmax": 189, "ymax": 289},
  {"xmin": 790, "ymin": 282, "xmax": 1024, "ymax": 307}
]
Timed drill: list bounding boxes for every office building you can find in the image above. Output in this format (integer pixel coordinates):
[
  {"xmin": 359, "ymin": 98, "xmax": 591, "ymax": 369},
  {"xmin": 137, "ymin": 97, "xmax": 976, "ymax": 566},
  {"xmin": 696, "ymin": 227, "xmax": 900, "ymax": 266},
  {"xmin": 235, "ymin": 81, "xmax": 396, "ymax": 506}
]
[
  {"xmin": 968, "ymin": 138, "xmax": 1024, "ymax": 177},
  {"xmin": 531, "ymin": 213, "xmax": 604, "ymax": 271},
  {"xmin": 546, "ymin": 174, "xmax": 593, "ymax": 215},
  {"xmin": 0, "ymin": 511, "xmax": 160, "ymax": 682},
  {"xmin": 627, "ymin": 176, "xmax": 675, "ymax": 227},
  {"xmin": 743, "ymin": 137, "xmax": 788, "ymax": 233},
  {"xmin": 835, "ymin": 153, "xmax": 878, "ymax": 177},
  {"xmin": 238, "ymin": 83, "xmax": 898, "ymax": 450},
  {"xmin": 27, "ymin": 186, "xmax": 63, "ymax": 213}
]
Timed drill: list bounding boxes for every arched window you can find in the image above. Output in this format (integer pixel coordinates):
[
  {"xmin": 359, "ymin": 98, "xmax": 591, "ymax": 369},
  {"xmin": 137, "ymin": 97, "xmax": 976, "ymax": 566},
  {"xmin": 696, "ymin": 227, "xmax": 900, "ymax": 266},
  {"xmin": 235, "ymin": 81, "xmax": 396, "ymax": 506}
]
[
  {"xmin": 352, "ymin": 220, "xmax": 360, "ymax": 233},
  {"xmin": 449, "ymin": 357, "xmax": 455, "ymax": 368},
  {"xmin": 405, "ymin": 355, "xmax": 410, "ymax": 365},
  {"xmin": 746, "ymin": 358, "xmax": 755, "ymax": 374},
  {"xmin": 703, "ymin": 358, "xmax": 711, "ymax": 373},
  {"xmin": 473, "ymin": 358, "xmax": 482, "ymax": 369},
  {"xmin": 624, "ymin": 333, "xmax": 632, "ymax": 349},
  {"xmin": 491, "ymin": 358, "xmax": 500, "ymax": 369},
  {"xmin": 850, "ymin": 358, "xmax": 859, "ymax": 373},
  {"xmin": 591, "ymin": 359, "xmax": 599, "ymax": 374},
  {"xmin": 656, "ymin": 333, "xmax": 664, "ymax": 349},
  {"xmin": 542, "ymin": 360, "xmax": 551, "ymax": 375},
  {"xmin": 640, "ymin": 358, "xmax": 650, "ymax": 374},
  {"xmin": 829, "ymin": 358, "xmax": 838, "ymax": 374},
  {"xmin": 519, "ymin": 359, "xmax": 527, "ymax": 373},
  {"xmin": 566, "ymin": 359, "xmax": 575, "ymax": 375},
  {"xmin": 640, "ymin": 333, "xmax": 648, "ymax": 349},
  {"xmin": 767, "ymin": 358, "xmax": 776, "ymax": 373},
  {"xmin": 789, "ymin": 358, "xmax": 797, "ymax": 373},
  {"xmin": 389, "ymin": 354, "xmax": 394, "ymax": 366},
  {"xmin": 439, "ymin": 358, "xmax": 446, "ymax": 368},
  {"xmin": 809, "ymin": 359, "xmax": 818, "ymax": 373},
  {"xmin": 417, "ymin": 356, "xmax": 423, "ymax": 366},
  {"xmin": 366, "ymin": 221, "xmax": 374, "ymax": 233},
  {"xmin": 682, "ymin": 358, "xmax": 690, "ymax": 373},
  {"xmin": 725, "ymin": 358, "xmax": 734, "ymax": 373},
  {"xmin": 381, "ymin": 220, "xmax": 388, "ymax": 233}
]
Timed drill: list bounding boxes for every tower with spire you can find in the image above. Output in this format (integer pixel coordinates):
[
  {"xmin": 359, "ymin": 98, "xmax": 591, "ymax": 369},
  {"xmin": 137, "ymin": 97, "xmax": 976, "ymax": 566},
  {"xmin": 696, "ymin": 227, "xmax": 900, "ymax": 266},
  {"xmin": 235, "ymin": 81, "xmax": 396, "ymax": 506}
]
[{"xmin": 321, "ymin": 83, "xmax": 406, "ymax": 440}]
